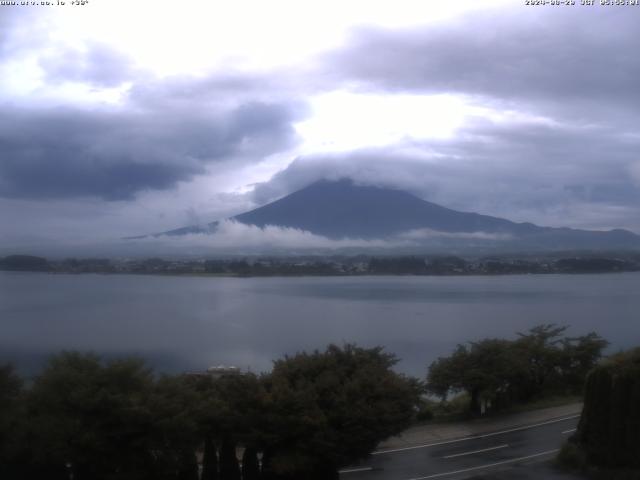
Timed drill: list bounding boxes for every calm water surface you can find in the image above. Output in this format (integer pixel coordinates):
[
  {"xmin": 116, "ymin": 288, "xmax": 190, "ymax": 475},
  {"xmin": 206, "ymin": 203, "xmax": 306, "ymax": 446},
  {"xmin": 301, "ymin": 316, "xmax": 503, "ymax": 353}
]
[{"xmin": 1, "ymin": 272, "xmax": 638, "ymax": 377}]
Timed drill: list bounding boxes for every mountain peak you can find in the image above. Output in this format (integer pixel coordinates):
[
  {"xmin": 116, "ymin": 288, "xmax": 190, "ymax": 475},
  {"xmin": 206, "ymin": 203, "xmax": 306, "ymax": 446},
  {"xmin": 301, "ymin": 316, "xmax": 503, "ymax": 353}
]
[
  {"xmin": 233, "ymin": 179, "xmax": 516, "ymax": 239},
  {"xmin": 149, "ymin": 179, "xmax": 640, "ymax": 250}
]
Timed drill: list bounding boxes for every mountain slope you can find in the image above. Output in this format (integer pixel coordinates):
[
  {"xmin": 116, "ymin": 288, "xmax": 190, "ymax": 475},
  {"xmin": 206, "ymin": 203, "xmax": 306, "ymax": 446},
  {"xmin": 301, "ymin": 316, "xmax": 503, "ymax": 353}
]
[
  {"xmin": 152, "ymin": 179, "xmax": 639, "ymax": 250},
  {"xmin": 233, "ymin": 179, "xmax": 539, "ymax": 238}
]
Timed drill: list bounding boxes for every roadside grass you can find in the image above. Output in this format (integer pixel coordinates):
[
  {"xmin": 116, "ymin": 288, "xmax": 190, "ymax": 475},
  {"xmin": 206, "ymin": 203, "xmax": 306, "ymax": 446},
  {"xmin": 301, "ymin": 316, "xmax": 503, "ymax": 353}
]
[
  {"xmin": 415, "ymin": 394, "xmax": 471, "ymax": 424},
  {"xmin": 500, "ymin": 394, "xmax": 582, "ymax": 415},
  {"xmin": 414, "ymin": 393, "xmax": 582, "ymax": 426}
]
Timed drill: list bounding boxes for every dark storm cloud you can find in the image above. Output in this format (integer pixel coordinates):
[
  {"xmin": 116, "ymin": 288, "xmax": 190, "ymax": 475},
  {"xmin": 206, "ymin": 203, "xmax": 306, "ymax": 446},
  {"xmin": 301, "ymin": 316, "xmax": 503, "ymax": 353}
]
[
  {"xmin": 0, "ymin": 8, "xmax": 307, "ymax": 202},
  {"xmin": 3, "ymin": 3, "xmax": 640, "ymax": 239},
  {"xmin": 252, "ymin": 118, "xmax": 640, "ymax": 232},
  {"xmin": 0, "ymin": 97, "xmax": 302, "ymax": 200},
  {"xmin": 267, "ymin": 5, "xmax": 640, "ymax": 232},
  {"xmin": 328, "ymin": 8, "xmax": 640, "ymax": 112},
  {"xmin": 39, "ymin": 42, "xmax": 138, "ymax": 87}
]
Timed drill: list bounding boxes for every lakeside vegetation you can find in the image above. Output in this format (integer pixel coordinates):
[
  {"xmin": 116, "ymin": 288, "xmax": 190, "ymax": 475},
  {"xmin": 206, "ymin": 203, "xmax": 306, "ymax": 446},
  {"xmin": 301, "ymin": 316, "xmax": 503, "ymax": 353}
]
[
  {"xmin": 0, "ymin": 345, "xmax": 420, "ymax": 480},
  {"xmin": 426, "ymin": 325, "xmax": 607, "ymax": 416},
  {"xmin": 0, "ymin": 325, "xmax": 615, "ymax": 479},
  {"xmin": 558, "ymin": 347, "xmax": 640, "ymax": 479},
  {"xmin": 2, "ymin": 252, "xmax": 640, "ymax": 276}
]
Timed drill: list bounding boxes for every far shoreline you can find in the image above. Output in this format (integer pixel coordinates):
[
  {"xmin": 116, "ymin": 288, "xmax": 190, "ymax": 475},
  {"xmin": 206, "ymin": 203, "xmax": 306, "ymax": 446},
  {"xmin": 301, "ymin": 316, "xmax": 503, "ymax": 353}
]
[
  {"xmin": 2, "ymin": 252, "xmax": 639, "ymax": 278},
  {"xmin": 3, "ymin": 269, "xmax": 640, "ymax": 279}
]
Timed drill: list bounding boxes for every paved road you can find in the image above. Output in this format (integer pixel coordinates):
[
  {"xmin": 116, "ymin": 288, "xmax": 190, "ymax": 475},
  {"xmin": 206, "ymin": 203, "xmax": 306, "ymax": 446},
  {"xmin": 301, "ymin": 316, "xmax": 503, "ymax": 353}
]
[{"xmin": 340, "ymin": 415, "xmax": 580, "ymax": 480}]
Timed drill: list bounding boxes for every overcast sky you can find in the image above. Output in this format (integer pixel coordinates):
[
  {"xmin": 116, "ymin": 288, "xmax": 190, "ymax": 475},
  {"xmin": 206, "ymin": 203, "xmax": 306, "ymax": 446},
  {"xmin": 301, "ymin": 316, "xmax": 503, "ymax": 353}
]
[{"xmin": 1, "ymin": 0, "xmax": 639, "ymax": 252}]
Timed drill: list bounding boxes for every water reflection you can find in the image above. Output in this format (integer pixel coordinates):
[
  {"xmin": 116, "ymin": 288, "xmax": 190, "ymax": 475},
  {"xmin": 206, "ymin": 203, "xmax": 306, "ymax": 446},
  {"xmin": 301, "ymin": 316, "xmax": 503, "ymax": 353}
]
[{"xmin": 1, "ymin": 272, "xmax": 638, "ymax": 377}]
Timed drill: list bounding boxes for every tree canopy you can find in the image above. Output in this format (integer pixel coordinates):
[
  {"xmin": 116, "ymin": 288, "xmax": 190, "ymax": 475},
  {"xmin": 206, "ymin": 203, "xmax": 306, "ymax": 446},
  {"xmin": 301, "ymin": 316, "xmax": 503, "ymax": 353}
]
[
  {"xmin": 0, "ymin": 345, "xmax": 420, "ymax": 480},
  {"xmin": 576, "ymin": 347, "xmax": 640, "ymax": 469},
  {"xmin": 427, "ymin": 325, "xmax": 608, "ymax": 414},
  {"xmin": 262, "ymin": 344, "xmax": 421, "ymax": 478}
]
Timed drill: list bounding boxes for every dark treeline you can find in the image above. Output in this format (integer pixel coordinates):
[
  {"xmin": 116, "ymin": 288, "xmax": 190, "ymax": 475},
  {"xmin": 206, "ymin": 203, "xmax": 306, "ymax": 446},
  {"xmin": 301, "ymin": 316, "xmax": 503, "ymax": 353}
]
[
  {"xmin": 0, "ymin": 326, "xmax": 611, "ymax": 479},
  {"xmin": 2, "ymin": 253, "xmax": 640, "ymax": 276},
  {"xmin": 0, "ymin": 345, "xmax": 420, "ymax": 480},
  {"xmin": 570, "ymin": 347, "xmax": 640, "ymax": 472},
  {"xmin": 426, "ymin": 325, "xmax": 608, "ymax": 415}
]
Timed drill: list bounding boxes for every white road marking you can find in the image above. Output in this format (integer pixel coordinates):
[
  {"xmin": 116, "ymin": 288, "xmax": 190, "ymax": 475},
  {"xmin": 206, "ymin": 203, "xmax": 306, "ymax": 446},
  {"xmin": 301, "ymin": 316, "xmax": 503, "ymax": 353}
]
[
  {"xmin": 372, "ymin": 415, "xmax": 580, "ymax": 455},
  {"xmin": 407, "ymin": 449, "xmax": 559, "ymax": 479},
  {"xmin": 339, "ymin": 467, "xmax": 374, "ymax": 474},
  {"xmin": 442, "ymin": 444, "xmax": 509, "ymax": 459},
  {"xmin": 561, "ymin": 428, "xmax": 577, "ymax": 434}
]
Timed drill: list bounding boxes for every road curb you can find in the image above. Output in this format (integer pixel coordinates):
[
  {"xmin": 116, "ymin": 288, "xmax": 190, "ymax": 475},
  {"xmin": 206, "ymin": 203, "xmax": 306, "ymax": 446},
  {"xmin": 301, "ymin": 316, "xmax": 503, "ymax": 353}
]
[{"xmin": 377, "ymin": 403, "xmax": 583, "ymax": 452}]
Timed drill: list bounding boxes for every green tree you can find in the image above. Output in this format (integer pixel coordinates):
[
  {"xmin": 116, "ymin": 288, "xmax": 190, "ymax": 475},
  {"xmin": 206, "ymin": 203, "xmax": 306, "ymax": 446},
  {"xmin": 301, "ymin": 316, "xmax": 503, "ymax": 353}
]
[
  {"xmin": 513, "ymin": 324, "xmax": 569, "ymax": 398},
  {"xmin": 513, "ymin": 325, "xmax": 608, "ymax": 399},
  {"xmin": 26, "ymin": 352, "xmax": 159, "ymax": 479},
  {"xmin": 427, "ymin": 339, "xmax": 520, "ymax": 414},
  {"xmin": 189, "ymin": 372, "xmax": 266, "ymax": 479},
  {"xmin": 24, "ymin": 352, "xmax": 205, "ymax": 480},
  {"xmin": 201, "ymin": 436, "xmax": 219, "ymax": 480},
  {"xmin": 559, "ymin": 332, "xmax": 609, "ymax": 391},
  {"xmin": 241, "ymin": 446, "xmax": 260, "ymax": 480},
  {"xmin": 576, "ymin": 347, "xmax": 640, "ymax": 469},
  {"xmin": 219, "ymin": 438, "xmax": 241, "ymax": 480},
  {"xmin": 263, "ymin": 344, "xmax": 421, "ymax": 479},
  {"xmin": 0, "ymin": 364, "xmax": 27, "ymax": 479},
  {"xmin": 427, "ymin": 325, "xmax": 608, "ymax": 414},
  {"xmin": 176, "ymin": 450, "xmax": 199, "ymax": 480},
  {"xmin": 146, "ymin": 374, "xmax": 201, "ymax": 479}
]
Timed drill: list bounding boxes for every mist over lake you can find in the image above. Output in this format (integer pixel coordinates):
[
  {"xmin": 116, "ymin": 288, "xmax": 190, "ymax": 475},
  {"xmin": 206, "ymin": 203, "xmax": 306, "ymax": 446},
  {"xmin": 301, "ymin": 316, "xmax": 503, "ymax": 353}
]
[{"xmin": 1, "ymin": 271, "xmax": 638, "ymax": 377}]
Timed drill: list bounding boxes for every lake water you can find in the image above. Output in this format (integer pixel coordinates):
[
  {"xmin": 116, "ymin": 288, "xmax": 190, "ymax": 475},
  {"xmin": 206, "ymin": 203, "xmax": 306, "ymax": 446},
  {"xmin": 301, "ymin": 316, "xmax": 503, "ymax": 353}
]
[{"xmin": 1, "ymin": 272, "xmax": 639, "ymax": 377}]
